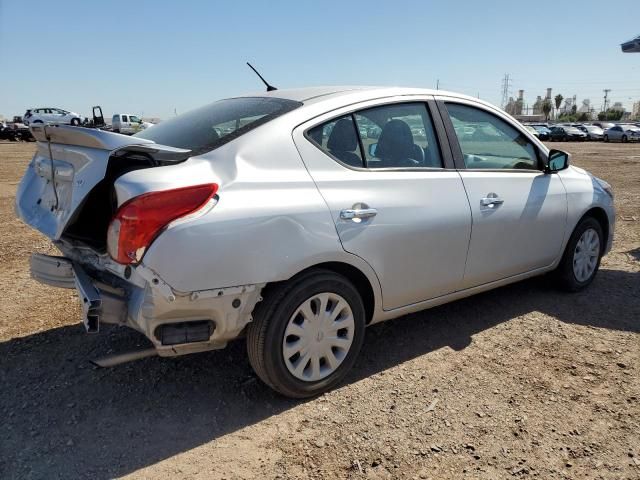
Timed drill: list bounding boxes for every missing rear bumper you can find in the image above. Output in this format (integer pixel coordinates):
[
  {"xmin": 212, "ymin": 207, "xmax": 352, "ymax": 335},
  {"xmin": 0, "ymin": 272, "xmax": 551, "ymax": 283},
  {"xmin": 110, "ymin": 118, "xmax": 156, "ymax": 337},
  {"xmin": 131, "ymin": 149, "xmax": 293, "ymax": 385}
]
[
  {"xmin": 30, "ymin": 253, "xmax": 127, "ymax": 333},
  {"xmin": 29, "ymin": 252, "xmax": 264, "ymax": 355}
]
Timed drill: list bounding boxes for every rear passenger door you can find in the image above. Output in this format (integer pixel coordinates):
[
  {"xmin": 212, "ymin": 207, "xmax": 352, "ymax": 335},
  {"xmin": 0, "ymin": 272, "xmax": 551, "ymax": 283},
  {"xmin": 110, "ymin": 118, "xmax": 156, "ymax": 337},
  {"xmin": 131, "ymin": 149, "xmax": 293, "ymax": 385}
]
[
  {"xmin": 293, "ymin": 99, "xmax": 472, "ymax": 310},
  {"xmin": 439, "ymin": 99, "xmax": 567, "ymax": 288}
]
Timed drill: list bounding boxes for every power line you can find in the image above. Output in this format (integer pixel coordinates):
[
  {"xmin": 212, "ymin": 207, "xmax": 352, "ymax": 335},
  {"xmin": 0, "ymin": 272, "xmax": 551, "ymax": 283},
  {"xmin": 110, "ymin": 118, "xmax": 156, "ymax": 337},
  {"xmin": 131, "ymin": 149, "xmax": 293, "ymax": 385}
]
[
  {"xmin": 500, "ymin": 74, "xmax": 511, "ymax": 109},
  {"xmin": 603, "ymin": 89, "xmax": 611, "ymax": 112}
]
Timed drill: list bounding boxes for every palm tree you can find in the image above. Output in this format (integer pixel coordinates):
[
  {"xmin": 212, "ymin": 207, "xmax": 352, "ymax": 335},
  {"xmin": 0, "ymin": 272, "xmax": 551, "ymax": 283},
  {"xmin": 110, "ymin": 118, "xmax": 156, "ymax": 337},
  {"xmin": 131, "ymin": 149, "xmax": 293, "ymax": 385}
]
[{"xmin": 554, "ymin": 94, "xmax": 564, "ymax": 120}]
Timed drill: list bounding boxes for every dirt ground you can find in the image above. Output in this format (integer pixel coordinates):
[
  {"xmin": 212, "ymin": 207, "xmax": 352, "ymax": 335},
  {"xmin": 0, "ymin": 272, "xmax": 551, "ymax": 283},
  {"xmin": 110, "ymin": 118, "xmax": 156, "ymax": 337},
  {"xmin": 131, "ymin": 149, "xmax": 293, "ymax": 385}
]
[{"xmin": 0, "ymin": 141, "xmax": 638, "ymax": 480}]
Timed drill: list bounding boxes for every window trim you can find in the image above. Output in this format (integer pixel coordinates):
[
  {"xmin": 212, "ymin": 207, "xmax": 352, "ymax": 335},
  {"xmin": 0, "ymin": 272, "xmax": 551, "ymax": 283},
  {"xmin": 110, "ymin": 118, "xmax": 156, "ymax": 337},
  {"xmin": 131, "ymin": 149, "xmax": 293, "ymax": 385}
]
[
  {"xmin": 303, "ymin": 99, "xmax": 454, "ymax": 172},
  {"xmin": 437, "ymin": 99, "xmax": 545, "ymax": 173}
]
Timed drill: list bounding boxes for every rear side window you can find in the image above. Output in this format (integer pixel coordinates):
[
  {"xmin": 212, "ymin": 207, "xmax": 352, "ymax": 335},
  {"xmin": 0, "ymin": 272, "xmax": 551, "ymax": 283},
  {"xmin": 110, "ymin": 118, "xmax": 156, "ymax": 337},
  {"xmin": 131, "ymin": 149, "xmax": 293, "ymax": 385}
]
[
  {"xmin": 307, "ymin": 116, "xmax": 364, "ymax": 167},
  {"xmin": 307, "ymin": 102, "xmax": 443, "ymax": 169},
  {"xmin": 446, "ymin": 103, "xmax": 539, "ymax": 170},
  {"xmin": 122, "ymin": 115, "xmax": 128, "ymax": 122},
  {"xmin": 135, "ymin": 97, "xmax": 302, "ymax": 155}
]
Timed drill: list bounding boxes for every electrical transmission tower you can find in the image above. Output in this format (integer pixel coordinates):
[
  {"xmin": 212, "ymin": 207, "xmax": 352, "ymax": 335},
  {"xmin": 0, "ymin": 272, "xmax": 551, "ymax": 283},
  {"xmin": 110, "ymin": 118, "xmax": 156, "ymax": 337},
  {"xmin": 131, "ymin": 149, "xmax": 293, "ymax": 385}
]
[
  {"xmin": 500, "ymin": 74, "xmax": 511, "ymax": 109},
  {"xmin": 603, "ymin": 89, "xmax": 611, "ymax": 112}
]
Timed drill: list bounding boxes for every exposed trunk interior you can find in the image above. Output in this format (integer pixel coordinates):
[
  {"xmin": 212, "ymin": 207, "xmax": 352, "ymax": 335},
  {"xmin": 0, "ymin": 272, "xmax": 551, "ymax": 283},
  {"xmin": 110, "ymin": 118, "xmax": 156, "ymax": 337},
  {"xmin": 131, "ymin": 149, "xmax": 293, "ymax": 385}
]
[{"xmin": 62, "ymin": 153, "xmax": 163, "ymax": 251}]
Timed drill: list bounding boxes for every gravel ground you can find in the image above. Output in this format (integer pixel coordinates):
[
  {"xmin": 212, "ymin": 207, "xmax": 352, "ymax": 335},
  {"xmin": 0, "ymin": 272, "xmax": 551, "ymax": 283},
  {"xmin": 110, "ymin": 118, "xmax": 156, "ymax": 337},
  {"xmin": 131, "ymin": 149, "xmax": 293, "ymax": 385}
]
[{"xmin": 0, "ymin": 141, "xmax": 638, "ymax": 480}]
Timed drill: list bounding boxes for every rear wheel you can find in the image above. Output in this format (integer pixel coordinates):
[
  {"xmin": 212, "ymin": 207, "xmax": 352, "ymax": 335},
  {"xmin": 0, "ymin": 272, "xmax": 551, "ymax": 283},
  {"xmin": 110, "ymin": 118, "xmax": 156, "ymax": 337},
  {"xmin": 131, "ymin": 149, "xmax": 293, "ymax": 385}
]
[
  {"xmin": 247, "ymin": 269, "xmax": 366, "ymax": 398},
  {"xmin": 603, "ymin": 135, "xmax": 609, "ymax": 142},
  {"xmin": 113, "ymin": 129, "xmax": 120, "ymax": 134},
  {"xmin": 554, "ymin": 217, "xmax": 603, "ymax": 292}
]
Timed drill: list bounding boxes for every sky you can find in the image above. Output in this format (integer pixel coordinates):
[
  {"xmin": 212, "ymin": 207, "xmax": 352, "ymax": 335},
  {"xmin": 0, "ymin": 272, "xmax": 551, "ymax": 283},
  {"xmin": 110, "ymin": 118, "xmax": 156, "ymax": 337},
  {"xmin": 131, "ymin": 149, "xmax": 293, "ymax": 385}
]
[{"xmin": 1, "ymin": 0, "xmax": 638, "ymax": 120}]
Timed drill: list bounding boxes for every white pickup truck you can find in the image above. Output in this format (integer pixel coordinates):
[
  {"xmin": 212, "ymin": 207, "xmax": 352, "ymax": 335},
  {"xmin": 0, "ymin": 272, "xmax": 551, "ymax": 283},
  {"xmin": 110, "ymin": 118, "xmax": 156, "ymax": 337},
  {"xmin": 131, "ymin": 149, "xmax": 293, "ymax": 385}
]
[{"xmin": 111, "ymin": 114, "xmax": 153, "ymax": 135}]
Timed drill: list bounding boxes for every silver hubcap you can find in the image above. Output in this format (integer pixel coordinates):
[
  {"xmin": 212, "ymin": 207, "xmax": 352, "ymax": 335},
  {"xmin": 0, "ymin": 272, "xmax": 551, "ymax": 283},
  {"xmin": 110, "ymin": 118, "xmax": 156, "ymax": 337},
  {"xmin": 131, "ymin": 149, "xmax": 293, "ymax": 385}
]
[
  {"xmin": 573, "ymin": 228, "xmax": 600, "ymax": 282},
  {"xmin": 282, "ymin": 292, "xmax": 355, "ymax": 382}
]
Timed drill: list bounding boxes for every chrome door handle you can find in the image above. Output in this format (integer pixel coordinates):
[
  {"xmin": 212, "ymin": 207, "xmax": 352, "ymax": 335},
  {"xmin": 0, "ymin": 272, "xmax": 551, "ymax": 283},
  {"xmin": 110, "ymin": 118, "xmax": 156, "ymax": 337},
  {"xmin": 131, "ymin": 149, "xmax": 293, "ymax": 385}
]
[
  {"xmin": 480, "ymin": 196, "xmax": 504, "ymax": 207},
  {"xmin": 340, "ymin": 208, "xmax": 378, "ymax": 220}
]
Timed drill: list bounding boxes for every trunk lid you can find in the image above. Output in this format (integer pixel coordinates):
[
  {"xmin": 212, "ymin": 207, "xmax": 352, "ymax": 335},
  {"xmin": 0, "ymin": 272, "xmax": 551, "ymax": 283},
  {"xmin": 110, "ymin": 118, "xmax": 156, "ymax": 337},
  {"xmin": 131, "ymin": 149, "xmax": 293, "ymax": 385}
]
[{"xmin": 16, "ymin": 124, "xmax": 191, "ymax": 240}]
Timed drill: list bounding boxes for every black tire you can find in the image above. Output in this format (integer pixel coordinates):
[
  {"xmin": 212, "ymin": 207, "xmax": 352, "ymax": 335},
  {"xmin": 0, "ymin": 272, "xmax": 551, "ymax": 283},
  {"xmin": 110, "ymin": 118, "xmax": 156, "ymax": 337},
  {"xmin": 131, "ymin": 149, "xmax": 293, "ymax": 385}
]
[
  {"xmin": 603, "ymin": 135, "xmax": 609, "ymax": 142},
  {"xmin": 622, "ymin": 135, "xmax": 628, "ymax": 143},
  {"xmin": 553, "ymin": 217, "xmax": 603, "ymax": 292},
  {"xmin": 246, "ymin": 269, "xmax": 366, "ymax": 398},
  {"xmin": 70, "ymin": 118, "xmax": 81, "ymax": 126},
  {"xmin": 113, "ymin": 129, "xmax": 120, "ymax": 134}
]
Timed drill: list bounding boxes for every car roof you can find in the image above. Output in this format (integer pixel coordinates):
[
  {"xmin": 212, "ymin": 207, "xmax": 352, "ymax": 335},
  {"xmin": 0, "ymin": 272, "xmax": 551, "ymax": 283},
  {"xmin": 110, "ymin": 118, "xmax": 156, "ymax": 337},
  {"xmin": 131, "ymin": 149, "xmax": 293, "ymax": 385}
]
[{"xmin": 238, "ymin": 85, "xmax": 486, "ymax": 106}]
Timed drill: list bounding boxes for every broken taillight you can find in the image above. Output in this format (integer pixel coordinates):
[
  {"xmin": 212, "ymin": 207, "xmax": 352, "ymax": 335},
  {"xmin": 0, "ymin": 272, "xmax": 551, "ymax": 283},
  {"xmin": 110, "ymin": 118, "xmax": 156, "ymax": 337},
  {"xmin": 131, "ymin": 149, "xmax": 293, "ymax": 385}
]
[{"xmin": 107, "ymin": 183, "xmax": 218, "ymax": 265}]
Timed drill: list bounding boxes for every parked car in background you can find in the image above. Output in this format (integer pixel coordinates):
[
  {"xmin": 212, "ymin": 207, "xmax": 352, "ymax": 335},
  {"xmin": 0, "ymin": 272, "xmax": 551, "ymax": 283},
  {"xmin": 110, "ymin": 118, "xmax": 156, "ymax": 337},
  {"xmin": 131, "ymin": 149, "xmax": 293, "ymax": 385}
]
[
  {"xmin": 0, "ymin": 122, "xmax": 17, "ymax": 141},
  {"xmin": 0, "ymin": 122, "xmax": 34, "ymax": 141},
  {"xmin": 112, "ymin": 114, "xmax": 153, "ymax": 135},
  {"xmin": 603, "ymin": 124, "xmax": 640, "ymax": 142},
  {"xmin": 23, "ymin": 108, "xmax": 84, "ymax": 126},
  {"xmin": 524, "ymin": 125, "xmax": 540, "ymax": 138},
  {"xmin": 576, "ymin": 125, "xmax": 604, "ymax": 141},
  {"xmin": 17, "ymin": 87, "xmax": 615, "ymax": 398},
  {"xmin": 549, "ymin": 125, "xmax": 587, "ymax": 141},
  {"xmin": 593, "ymin": 122, "xmax": 615, "ymax": 130},
  {"xmin": 529, "ymin": 125, "xmax": 551, "ymax": 140}
]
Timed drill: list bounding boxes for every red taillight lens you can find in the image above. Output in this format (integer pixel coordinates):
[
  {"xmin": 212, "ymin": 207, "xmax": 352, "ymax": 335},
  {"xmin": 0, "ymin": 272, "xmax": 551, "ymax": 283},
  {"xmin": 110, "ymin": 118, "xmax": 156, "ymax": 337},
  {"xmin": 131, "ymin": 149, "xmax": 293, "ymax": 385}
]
[{"xmin": 107, "ymin": 183, "xmax": 218, "ymax": 264}]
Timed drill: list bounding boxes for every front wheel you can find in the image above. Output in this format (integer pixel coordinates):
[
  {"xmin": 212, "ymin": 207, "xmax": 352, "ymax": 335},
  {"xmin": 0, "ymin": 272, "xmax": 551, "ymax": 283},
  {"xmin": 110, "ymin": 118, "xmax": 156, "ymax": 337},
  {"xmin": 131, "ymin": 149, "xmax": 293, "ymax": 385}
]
[
  {"xmin": 70, "ymin": 118, "xmax": 81, "ymax": 126},
  {"xmin": 603, "ymin": 135, "xmax": 609, "ymax": 142},
  {"xmin": 622, "ymin": 135, "xmax": 628, "ymax": 143},
  {"xmin": 553, "ymin": 217, "xmax": 603, "ymax": 292},
  {"xmin": 247, "ymin": 269, "xmax": 366, "ymax": 398}
]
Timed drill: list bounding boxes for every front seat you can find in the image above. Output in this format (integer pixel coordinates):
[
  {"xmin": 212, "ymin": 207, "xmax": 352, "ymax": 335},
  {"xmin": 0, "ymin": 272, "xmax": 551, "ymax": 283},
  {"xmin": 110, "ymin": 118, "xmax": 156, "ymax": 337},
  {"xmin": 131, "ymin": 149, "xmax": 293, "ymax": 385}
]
[
  {"xmin": 327, "ymin": 119, "xmax": 362, "ymax": 167},
  {"xmin": 375, "ymin": 119, "xmax": 423, "ymax": 167}
]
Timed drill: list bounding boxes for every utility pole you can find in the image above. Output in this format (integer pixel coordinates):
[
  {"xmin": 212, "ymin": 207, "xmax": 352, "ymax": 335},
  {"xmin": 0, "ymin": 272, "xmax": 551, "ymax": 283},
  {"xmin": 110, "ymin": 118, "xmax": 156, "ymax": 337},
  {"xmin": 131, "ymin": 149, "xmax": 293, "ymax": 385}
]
[
  {"xmin": 500, "ymin": 74, "xmax": 511, "ymax": 109},
  {"xmin": 436, "ymin": 79, "xmax": 439, "ymax": 90},
  {"xmin": 603, "ymin": 89, "xmax": 611, "ymax": 113}
]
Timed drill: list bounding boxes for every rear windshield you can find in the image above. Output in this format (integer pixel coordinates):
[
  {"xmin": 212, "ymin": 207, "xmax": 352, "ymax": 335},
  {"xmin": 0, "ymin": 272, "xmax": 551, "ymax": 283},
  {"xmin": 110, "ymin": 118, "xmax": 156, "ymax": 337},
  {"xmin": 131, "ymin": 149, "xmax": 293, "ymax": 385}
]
[{"xmin": 135, "ymin": 97, "xmax": 301, "ymax": 155}]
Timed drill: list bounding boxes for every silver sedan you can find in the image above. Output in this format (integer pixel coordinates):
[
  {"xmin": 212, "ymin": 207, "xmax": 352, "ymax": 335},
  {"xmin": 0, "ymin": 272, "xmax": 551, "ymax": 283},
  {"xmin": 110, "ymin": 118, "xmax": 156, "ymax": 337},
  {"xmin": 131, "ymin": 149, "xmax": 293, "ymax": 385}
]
[
  {"xmin": 604, "ymin": 124, "xmax": 640, "ymax": 142},
  {"xmin": 17, "ymin": 87, "xmax": 615, "ymax": 397}
]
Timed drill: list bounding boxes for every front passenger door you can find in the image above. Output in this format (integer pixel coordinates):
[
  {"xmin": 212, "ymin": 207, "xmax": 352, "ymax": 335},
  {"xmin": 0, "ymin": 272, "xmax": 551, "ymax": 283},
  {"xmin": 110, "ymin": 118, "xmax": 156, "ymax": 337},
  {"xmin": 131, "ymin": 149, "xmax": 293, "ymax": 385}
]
[{"xmin": 441, "ymin": 100, "xmax": 567, "ymax": 288}]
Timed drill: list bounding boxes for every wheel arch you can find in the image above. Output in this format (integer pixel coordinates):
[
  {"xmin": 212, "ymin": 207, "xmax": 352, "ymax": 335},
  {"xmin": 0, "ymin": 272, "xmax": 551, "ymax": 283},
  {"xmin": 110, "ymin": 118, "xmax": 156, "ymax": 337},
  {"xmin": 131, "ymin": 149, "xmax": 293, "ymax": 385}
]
[{"xmin": 271, "ymin": 261, "xmax": 378, "ymax": 325}]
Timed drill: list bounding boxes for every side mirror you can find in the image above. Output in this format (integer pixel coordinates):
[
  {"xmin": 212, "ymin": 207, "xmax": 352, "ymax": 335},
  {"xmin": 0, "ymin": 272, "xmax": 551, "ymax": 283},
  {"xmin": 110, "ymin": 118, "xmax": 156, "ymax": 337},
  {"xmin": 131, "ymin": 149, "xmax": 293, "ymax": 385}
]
[
  {"xmin": 368, "ymin": 143, "xmax": 377, "ymax": 157},
  {"xmin": 546, "ymin": 149, "xmax": 570, "ymax": 173}
]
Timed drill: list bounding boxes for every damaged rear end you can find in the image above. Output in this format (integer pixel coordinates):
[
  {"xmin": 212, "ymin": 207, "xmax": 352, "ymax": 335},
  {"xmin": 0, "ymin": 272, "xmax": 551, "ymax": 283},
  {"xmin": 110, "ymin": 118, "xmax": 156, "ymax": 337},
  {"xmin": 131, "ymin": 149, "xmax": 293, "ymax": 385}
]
[{"xmin": 16, "ymin": 124, "xmax": 263, "ymax": 359}]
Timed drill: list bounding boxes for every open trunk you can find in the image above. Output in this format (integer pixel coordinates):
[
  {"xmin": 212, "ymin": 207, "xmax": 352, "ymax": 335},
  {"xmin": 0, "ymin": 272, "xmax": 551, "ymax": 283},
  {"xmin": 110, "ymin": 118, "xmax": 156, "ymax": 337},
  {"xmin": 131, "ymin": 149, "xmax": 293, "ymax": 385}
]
[{"xmin": 16, "ymin": 124, "xmax": 192, "ymax": 251}]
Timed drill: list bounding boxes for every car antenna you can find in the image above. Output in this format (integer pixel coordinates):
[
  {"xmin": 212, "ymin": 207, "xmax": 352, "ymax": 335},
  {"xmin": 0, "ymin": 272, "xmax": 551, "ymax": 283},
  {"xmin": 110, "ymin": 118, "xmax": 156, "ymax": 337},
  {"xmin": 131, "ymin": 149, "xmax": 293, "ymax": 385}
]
[{"xmin": 246, "ymin": 62, "xmax": 277, "ymax": 91}]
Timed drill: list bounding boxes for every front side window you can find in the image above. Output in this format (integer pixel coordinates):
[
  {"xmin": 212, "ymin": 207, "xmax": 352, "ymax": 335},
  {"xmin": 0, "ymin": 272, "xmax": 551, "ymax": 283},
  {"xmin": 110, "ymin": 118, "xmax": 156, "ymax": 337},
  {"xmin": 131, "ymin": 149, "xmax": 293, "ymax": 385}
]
[
  {"xmin": 446, "ymin": 103, "xmax": 539, "ymax": 170},
  {"xmin": 307, "ymin": 102, "xmax": 443, "ymax": 169},
  {"xmin": 135, "ymin": 97, "xmax": 301, "ymax": 155},
  {"xmin": 129, "ymin": 115, "xmax": 141, "ymax": 123}
]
